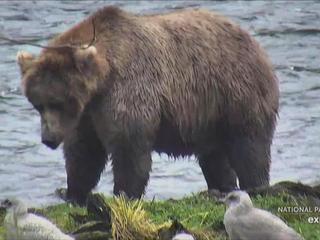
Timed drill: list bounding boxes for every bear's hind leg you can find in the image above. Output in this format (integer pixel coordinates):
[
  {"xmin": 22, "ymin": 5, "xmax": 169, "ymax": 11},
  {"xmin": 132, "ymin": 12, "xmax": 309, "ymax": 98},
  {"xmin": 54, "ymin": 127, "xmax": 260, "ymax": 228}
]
[
  {"xmin": 63, "ymin": 117, "xmax": 106, "ymax": 205},
  {"xmin": 228, "ymin": 135, "xmax": 271, "ymax": 190},
  {"xmin": 198, "ymin": 149, "xmax": 237, "ymax": 193}
]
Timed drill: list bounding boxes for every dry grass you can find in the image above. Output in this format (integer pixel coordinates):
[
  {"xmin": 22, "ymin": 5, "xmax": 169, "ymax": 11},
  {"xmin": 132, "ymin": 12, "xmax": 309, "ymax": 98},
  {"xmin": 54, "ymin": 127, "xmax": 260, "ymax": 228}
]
[{"xmin": 109, "ymin": 195, "xmax": 170, "ymax": 240}]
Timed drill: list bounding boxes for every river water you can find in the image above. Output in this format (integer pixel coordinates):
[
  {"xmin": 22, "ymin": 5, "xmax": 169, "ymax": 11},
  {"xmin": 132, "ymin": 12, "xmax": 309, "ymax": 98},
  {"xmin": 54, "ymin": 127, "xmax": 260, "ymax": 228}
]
[{"xmin": 0, "ymin": 1, "xmax": 319, "ymax": 206}]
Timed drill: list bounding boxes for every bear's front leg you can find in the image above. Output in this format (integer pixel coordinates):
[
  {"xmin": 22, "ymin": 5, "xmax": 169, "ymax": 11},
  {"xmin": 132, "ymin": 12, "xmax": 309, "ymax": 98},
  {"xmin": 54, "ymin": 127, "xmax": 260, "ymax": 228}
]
[
  {"xmin": 112, "ymin": 145, "xmax": 152, "ymax": 199},
  {"xmin": 63, "ymin": 116, "xmax": 107, "ymax": 205}
]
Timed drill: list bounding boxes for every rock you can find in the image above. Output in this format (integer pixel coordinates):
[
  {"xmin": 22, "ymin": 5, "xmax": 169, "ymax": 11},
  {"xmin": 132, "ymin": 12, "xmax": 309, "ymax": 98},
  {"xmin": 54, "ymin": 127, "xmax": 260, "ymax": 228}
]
[
  {"xmin": 86, "ymin": 193, "xmax": 111, "ymax": 225},
  {"xmin": 248, "ymin": 181, "xmax": 320, "ymax": 206},
  {"xmin": 72, "ymin": 221, "xmax": 109, "ymax": 235},
  {"xmin": 248, "ymin": 181, "xmax": 320, "ymax": 199}
]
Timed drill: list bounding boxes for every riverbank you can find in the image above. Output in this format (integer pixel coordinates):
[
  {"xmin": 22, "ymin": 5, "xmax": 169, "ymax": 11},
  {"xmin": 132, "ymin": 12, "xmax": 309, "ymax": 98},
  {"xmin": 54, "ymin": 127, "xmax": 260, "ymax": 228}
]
[{"xmin": 1, "ymin": 182, "xmax": 320, "ymax": 240}]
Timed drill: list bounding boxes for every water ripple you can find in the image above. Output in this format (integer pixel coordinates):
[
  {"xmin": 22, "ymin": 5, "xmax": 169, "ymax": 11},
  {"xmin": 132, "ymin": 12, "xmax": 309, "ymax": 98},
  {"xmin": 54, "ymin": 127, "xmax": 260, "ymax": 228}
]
[{"xmin": 0, "ymin": 0, "xmax": 319, "ymax": 205}]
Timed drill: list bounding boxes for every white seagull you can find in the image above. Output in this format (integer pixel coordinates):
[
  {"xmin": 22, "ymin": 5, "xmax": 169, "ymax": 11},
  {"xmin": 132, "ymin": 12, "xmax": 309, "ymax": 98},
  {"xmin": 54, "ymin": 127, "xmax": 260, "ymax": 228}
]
[
  {"xmin": 2, "ymin": 199, "xmax": 74, "ymax": 240},
  {"xmin": 172, "ymin": 232, "xmax": 195, "ymax": 240},
  {"xmin": 223, "ymin": 191, "xmax": 304, "ymax": 240}
]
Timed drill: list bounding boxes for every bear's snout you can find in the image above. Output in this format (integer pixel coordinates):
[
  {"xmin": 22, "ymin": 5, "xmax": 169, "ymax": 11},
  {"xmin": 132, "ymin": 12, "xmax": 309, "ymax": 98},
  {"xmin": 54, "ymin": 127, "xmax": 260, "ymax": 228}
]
[{"xmin": 41, "ymin": 138, "xmax": 60, "ymax": 150}]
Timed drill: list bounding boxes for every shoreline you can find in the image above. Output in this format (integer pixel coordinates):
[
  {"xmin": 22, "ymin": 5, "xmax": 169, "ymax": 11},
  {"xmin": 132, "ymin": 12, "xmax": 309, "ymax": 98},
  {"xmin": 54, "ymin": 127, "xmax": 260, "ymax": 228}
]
[{"xmin": 1, "ymin": 181, "xmax": 320, "ymax": 240}]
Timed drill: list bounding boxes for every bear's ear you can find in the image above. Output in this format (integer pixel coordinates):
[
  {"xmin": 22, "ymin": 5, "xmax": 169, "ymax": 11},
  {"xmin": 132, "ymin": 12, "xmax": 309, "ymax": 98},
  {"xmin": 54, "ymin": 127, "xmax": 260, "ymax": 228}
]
[
  {"xmin": 73, "ymin": 45, "xmax": 99, "ymax": 74},
  {"xmin": 16, "ymin": 51, "xmax": 35, "ymax": 75}
]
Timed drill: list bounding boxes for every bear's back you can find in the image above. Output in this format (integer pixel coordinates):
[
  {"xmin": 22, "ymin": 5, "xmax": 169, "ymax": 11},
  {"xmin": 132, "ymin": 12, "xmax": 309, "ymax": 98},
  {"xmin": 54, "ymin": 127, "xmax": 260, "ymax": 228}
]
[
  {"xmin": 47, "ymin": 7, "xmax": 278, "ymax": 139},
  {"xmin": 130, "ymin": 9, "xmax": 278, "ymax": 135}
]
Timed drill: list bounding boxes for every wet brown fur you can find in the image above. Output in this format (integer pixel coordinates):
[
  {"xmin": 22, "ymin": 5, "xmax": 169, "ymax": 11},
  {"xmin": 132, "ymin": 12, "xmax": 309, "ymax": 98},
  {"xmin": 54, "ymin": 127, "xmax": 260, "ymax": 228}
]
[{"xmin": 20, "ymin": 6, "xmax": 279, "ymax": 204}]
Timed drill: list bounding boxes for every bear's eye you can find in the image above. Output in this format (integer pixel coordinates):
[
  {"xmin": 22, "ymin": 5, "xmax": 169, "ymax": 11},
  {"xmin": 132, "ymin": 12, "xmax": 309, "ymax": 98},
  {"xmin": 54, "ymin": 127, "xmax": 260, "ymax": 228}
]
[
  {"xmin": 48, "ymin": 102, "xmax": 63, "ymax": 111},
  {"xmin": 34, "ymin": 104, "xmax": 44, "ymax": 113}
]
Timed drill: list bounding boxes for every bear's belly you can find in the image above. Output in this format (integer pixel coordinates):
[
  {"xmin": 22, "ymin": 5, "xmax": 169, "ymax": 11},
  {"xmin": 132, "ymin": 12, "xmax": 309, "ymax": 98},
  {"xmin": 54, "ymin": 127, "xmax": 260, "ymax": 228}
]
[{"xmin": 153, "ymin": 118, "xmax": 193, "ymax": 157}]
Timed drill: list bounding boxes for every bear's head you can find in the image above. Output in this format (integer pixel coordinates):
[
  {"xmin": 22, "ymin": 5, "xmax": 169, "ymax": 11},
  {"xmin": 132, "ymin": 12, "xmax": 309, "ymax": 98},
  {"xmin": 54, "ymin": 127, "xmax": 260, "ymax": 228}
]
[{"xmin": 17, "ymin": 45, "xmax": 108, "ymax": 149}]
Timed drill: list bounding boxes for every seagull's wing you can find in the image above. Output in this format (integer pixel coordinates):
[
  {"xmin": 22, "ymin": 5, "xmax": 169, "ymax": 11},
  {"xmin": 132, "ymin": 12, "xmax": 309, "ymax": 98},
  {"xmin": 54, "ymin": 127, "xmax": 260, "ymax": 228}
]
[
  {"xmin": 235, "ymin": 208, "xmax": 304, "ymax": 240},
  {"xmin": 17, "ymin": 214, "xmax": 74, "ymax": 240},
  {"xmin": 224, "ymin": 210, "xmax": 244, "ymax": 240}
]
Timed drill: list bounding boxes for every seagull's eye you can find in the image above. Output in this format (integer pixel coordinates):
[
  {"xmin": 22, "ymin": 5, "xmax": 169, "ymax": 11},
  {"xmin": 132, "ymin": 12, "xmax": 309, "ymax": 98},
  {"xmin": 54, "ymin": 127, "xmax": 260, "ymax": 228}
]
[{"xmin": 228, "ymin": 195, "xmax": 238, "ymax": 201}]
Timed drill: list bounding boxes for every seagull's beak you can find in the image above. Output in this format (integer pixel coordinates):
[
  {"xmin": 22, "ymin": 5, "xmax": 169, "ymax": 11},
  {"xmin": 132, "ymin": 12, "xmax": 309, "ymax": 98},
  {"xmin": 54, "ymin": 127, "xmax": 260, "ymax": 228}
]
[{"xmin": 0, "ymin": 202, "xmax": 7, "ymax": 209}]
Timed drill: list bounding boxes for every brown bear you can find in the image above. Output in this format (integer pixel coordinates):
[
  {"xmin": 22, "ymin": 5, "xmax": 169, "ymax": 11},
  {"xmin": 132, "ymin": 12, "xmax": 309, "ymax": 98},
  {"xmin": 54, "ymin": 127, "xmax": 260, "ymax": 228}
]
[{"xmin": 17, "ymin": 6, "xmax": 279, "ymax": 205}]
